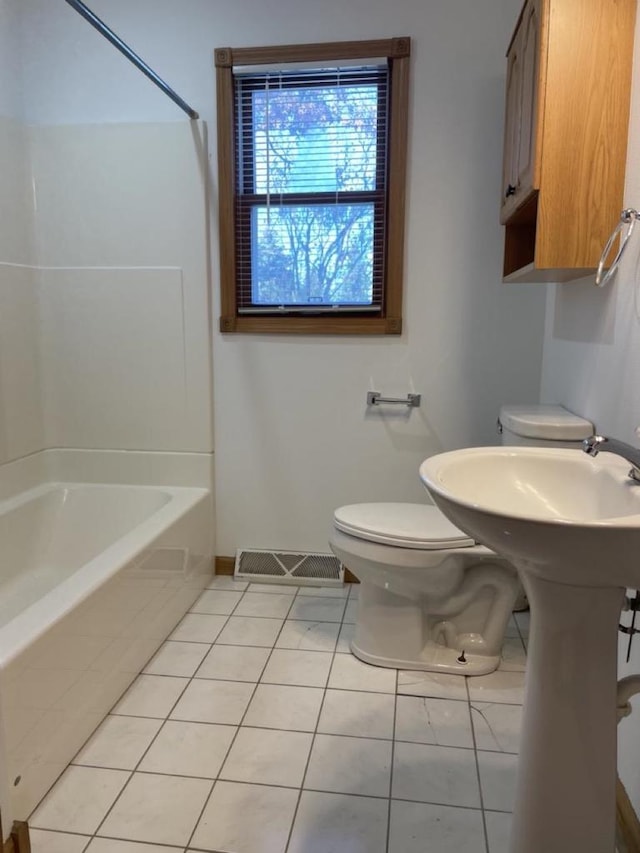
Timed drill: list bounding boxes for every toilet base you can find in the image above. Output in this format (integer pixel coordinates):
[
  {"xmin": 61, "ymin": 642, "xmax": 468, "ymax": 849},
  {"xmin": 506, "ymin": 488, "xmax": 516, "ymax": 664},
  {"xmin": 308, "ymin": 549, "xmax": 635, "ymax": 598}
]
[{"xmin": 350, "ymin": 637, "xmax": 500, "ymax": 675}]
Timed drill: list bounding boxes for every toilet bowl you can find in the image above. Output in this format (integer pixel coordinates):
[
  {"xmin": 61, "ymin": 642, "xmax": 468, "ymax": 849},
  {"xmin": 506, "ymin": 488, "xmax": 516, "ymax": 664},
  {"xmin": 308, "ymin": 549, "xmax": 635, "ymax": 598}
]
[
  {"xmin": 330, "ymin": 502, "xmax": 521, "ymax": 674},
  {"xmin": 329, "ymin": 404, "xmax": 594, "ymax": 675}
]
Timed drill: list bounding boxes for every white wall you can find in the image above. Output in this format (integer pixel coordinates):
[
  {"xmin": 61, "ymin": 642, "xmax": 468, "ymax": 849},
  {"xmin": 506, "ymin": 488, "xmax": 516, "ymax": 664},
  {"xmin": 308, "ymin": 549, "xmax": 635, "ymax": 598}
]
[
  {"xmin": 540, "ymin": 7, "xmax": 640, "ymax": 814},
  {"xmin": 15, "ymin": 0, "xmax": 547, "ymax": 554}
]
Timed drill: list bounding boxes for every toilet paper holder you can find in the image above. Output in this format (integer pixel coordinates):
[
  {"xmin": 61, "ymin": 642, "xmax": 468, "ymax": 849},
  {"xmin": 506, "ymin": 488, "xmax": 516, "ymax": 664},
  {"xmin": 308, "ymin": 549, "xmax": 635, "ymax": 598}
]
[{"xmin": 366, "ymin": 391, "xmax": 421, "ymax": 408}]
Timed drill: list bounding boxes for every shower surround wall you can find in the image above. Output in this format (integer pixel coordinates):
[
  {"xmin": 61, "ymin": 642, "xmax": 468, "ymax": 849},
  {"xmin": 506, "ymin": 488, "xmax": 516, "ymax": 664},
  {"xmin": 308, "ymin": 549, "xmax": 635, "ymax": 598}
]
[
  {"xmin": 30, "ymin": 121, "xmax": 213, "ymax": 454},
  {"xmin": 0, "ymin": 119, "xmax": 43, "ymax": 466},
  {"xmin": 0, "ymin": 117, "xmax": 212, "ymax": 455},
  {"xmin": 0, "ymin": 0, "xmax": 43, "ymax": 465}
]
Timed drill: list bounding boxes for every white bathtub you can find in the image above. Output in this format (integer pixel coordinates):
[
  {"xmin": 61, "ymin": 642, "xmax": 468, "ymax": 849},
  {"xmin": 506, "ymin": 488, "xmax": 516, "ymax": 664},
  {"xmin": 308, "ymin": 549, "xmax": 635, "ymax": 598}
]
[{"xmin": 0, "ymin": 478, "xmax": 213, "ymax": 825}]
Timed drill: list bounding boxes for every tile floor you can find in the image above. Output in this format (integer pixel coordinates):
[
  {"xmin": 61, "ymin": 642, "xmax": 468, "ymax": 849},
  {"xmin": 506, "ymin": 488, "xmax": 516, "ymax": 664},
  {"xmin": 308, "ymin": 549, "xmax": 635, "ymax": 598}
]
[{"xmin": 29, "ymin": 578, "xmax": 529, "ymax": 853}]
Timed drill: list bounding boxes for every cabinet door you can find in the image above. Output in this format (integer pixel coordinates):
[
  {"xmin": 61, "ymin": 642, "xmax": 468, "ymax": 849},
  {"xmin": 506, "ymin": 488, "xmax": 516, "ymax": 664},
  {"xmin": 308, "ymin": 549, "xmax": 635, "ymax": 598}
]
[
  {"xmin": 501, "ymin": 28, "xmax": 523, "ymax": 221},
  {"xmin": 515, "ymin": 0, "xmax": 541, "ymax": 199}
]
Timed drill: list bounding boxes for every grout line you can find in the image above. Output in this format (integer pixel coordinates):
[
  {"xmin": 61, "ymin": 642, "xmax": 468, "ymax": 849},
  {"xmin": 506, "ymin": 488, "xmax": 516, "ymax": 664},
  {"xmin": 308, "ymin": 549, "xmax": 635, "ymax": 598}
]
[
  {"xmin": 282, "ymin": 591, "xmax": 348, "ymax": 853},
  {"xmin": 466, "ymin": 674, "xmax": 491, "ymax": 853},
  {"xmin": 183, "ymin": 588, "xmax": 299, "ymax": 851},
  {"xmin": 91, "ymin": 834, "xmax": 186, "ymax": 850},
  {"xmin": 385, "ymin": 668, "xmax": 399, "ymax": 852},
  {"xmin": 86, "ymin": 602, "xmax": 243, "ymax": 844}
]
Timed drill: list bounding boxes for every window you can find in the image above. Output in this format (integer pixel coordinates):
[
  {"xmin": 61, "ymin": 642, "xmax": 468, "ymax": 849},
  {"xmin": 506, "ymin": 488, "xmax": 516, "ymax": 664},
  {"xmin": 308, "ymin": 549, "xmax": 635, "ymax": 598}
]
[{"xmin": 215, "ymin": 38, "xmax": 410, "ymax": 334}]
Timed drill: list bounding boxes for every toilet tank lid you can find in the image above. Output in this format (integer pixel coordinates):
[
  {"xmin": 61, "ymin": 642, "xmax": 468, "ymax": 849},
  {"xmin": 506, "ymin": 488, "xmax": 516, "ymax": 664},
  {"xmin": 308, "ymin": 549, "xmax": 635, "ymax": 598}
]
[
  {"xmin": 499, "ymin": 404, "xmax": 593, "ymax": 440},
  {"xmin": 333, "ymin": 503, "xmax": 475, "ymax": 550}
]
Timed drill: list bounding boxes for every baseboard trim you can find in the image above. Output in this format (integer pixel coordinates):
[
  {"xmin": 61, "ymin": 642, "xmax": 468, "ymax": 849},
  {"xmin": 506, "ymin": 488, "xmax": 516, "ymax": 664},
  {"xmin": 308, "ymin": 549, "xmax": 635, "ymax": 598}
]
[
  {"xmin": 617, "ymin": 775, "xmax": 640, "ymax": 853},
  {"xmin": 214, "ymin": 555, "xmax": 359, "ymax": 583},
  {"xmin": 2, "ymin": 821, "xmax": 30, "ymax": 853},
  {"xmin": 214, "ymin": 555, "xmax": 235, "ymax": 576}
]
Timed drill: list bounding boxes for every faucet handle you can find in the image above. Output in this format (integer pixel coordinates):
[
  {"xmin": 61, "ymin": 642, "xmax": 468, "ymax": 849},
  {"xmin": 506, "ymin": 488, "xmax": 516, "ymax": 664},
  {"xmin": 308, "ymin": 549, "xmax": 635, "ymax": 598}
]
[{"xmin": 582, "ymin": 435, "xmax": 604, "ymax": 456}]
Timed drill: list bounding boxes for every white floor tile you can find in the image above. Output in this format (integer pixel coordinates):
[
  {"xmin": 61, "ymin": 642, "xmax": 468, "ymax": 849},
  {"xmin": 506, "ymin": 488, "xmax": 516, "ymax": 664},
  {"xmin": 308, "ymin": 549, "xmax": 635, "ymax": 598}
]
[
  {"xmin": 485, "ymin": 809, "xmax": 513, "ymax": 853},
  {"xmin": 297, "ymin": 585, "xmax": 349, "ymax": 598},
  {"xmin": 191, "ymin": 589, "xmax": 244, "ymax": 615},
  {"xmin": 395, "ymin": 696, "xmax": 474, "ymax": 748},
  {"xmin": 467, "ymin": 670, "xmax": 526, "ymax": 705},
  {"xmin": 112, "ymin": 675, "xmax": 188, "ymax": 719},
  {"xmin": 98, "ymin": 773, "xmax": 212, "ymax": 846},
  {"xmin": 305, "ymin": 733, "xmax": 392, "ymax": 797},
  {"xmin": 288, "ymin": 790, "xmax": 388, "ymax": 853},
  {"xmin": 288, "ymin": 597, "xmax": 346, "ymax": 623},
  {"xmin": 477, "ymin": 750, "xmax": 519, "ymax": 812},
  {"xmin": 328, "ymin": 653, "xmax": 396, "ymax": 693},
  {"xmin": 216, "ymin": 616, "xmax": 283, "ymax": 647},
  {"xmin": 397, "ymin": 670, "xmax": 468, "ymax": 700},
  {"xmin": 196, "ymin": 643, "xmax": 271, "ymax": 681},
  {"xmin": 261, "ymin": 648, "xmax": 333, "ymax": 687},
  {"xmin": 73, "ymin": 715, "xmax": 162, "ymax": 770},
  {"xmin": 318, "ymin": 689, "xmax": 395, "ymax": 740},
  {"xmin": 471, "ymin": 702, "xmax": 522, "ymax": 753},
  {"xmin": 207, "ymin": 576, "xmax": 248, "ymax": 591},
  {"xmin": 86, "ymin": 841, "xmax": 179, "ymax": 853},
  {"xmin": 139, "ymin": 720, "xmax": 235, "ymax": 777},
  {"xmin": 248, "ymin": 582, "xmax": 301, "ymax": 594},
  {"xmin": 388, "ymin": 799, "xmax": 485, "ymax": 853},
  {"xmin": 170, "ymin": 678, "xmax": 254, "ymax": 725},
  {"xmin": 276, "ymin": 619, "xmax": 340, "ymax": 652},
  {"xmin": 30, "ymin": 829, "xmax": 90, "ymax": 853},
  {"xmin": 169, "ymin": 613, "xmax": 227, "ymax": 643},
  {"xmin": 499, "ymin": 637, "xmax": 527, "ymax": 672},
  {"xmin": 336, "ymin": 622, "xmax": 356, "ymax": 653},
  {"xmin": 191, "ymin": 781, "xmax": 298, "ymax": 853},
  {"xmin": 392, "ymin": 741, "xmax": 481, "ymax": 808},
  {"xmin": 243, "ymin": 683, "xmax": 324, "ymax": 731},
  {"xmin": 30, "ymin": 765, "xmax": 129, "ymax": 834},
  {"xmin": 143, "ymin": 640, "xmax": 210, "ymax": 677},
  {"xmin": 348, "ymin": 584, "xmax": 360, "ymax": 598},
  {"xmin": 235, "ymin": 592, "xmax": 295, "ymax": 618},
  {"xmin": 220, "ymin": 726, "xmax": 312, "ymax": 787}
]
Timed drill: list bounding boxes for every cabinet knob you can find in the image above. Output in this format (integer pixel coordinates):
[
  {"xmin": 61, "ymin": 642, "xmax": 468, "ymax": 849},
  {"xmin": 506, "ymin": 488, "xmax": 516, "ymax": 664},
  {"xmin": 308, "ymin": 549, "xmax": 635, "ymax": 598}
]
[{"xmin": 505, "ymin": 184, "xmax": 517, "ymax": 197}]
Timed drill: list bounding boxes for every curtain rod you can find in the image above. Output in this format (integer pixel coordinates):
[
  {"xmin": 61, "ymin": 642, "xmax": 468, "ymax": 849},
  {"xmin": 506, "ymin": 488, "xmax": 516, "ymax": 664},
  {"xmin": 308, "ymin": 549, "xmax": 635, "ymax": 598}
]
[{"xmin": 64, "ymin": 0, "xmax": 199, "ymax": 120}]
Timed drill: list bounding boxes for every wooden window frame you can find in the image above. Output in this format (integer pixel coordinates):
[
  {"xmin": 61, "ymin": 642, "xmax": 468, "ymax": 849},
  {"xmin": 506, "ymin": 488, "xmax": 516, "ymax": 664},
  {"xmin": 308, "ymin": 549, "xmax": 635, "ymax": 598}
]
[{"xmin": 215, "ymin": 37, "xmax": 410, "ymax": 335}]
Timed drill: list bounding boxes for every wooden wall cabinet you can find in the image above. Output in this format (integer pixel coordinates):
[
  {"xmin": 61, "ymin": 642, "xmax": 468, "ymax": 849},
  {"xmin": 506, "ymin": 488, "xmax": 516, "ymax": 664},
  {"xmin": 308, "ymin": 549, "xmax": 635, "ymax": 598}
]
[{"xmin": 501, "ymin": 0, "xmax": 637, "ymax": 282}]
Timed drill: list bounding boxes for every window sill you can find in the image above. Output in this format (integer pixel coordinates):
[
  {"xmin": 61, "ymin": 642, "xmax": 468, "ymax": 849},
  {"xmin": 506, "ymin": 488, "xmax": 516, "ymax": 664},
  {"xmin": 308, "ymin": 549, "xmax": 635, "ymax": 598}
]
[{"xmin": 219, "ymin": 315, "xmax": 402, "ymax": 335}]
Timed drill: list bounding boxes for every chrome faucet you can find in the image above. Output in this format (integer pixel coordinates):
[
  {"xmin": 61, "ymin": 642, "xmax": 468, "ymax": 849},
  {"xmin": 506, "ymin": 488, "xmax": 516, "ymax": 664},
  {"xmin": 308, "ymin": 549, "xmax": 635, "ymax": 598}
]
[{"xmin": 582, "ymin": 435, "xmax": 640, "ymax": 482}]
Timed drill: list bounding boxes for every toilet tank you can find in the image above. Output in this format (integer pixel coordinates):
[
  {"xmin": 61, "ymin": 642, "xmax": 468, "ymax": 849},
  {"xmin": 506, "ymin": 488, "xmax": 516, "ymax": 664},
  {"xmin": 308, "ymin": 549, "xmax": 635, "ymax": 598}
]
[{"xmin": 498, "ymin": 404, "xmax": 593, "ymax": 449}]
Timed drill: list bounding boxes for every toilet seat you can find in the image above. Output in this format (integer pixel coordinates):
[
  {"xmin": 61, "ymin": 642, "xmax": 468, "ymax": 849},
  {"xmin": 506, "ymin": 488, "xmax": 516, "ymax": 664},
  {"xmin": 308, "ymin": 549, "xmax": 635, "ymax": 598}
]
[{"xmin": 333, "ymin": 502, "xmax": 475, "ymax": 550}]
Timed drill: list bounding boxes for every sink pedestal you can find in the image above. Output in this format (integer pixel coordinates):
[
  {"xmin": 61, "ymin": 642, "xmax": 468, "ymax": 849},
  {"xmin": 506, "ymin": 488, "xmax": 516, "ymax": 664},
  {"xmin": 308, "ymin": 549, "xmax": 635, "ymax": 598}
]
[
  {"xmin": 419, "ymin": 447, "xmax": 640, "ymax": 852},
  {"xmin": 510, "ymin": 572, "xmax": 625, "ymax": 853}
]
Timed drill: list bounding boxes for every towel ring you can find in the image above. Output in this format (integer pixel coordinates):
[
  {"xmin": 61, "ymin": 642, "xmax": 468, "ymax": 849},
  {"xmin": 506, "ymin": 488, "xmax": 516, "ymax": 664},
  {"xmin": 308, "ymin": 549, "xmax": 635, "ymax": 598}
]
[{"xmin": 595, "ymin": 208, "xmax": 640, "ymax": 288}]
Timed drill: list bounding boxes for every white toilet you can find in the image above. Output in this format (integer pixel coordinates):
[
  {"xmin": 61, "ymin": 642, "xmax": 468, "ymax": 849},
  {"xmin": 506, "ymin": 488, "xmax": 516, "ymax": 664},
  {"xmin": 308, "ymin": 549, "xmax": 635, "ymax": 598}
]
[{"xmin": 329, "ymin": 404, "xmax": 594, "ymax": 675}]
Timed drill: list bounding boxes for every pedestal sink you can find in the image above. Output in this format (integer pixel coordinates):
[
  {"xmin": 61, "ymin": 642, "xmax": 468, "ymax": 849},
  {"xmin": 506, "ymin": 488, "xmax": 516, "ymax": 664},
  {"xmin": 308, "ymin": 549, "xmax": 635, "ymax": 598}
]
[{"xmin": 419, "ymin": 447, "xmax": 640, "ymax": 853}]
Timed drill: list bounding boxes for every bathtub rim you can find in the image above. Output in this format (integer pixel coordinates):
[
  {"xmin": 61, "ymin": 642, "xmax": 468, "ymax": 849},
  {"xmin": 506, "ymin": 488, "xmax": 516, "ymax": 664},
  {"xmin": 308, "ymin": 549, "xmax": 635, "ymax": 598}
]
[{"xmin": 0, "ymin": 480, "xmax": 211, "ymax": 669}]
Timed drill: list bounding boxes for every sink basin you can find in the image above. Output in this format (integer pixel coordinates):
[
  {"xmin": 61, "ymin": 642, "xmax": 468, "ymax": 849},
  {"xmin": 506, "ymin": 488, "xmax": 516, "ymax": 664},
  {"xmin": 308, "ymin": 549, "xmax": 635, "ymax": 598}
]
[
  {"xmin": 419, "ymin": 446, "xmax": 640, "ymax": 587},
  {"xmin": 418, "ymin": 446, "xmax": 640, "ymax": 853}
]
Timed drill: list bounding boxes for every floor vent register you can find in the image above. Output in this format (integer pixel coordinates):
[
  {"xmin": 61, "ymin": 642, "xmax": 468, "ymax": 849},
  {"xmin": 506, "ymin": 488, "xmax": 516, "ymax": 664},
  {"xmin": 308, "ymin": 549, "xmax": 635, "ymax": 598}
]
[{"xmin": 234, "ymin": 549, "xmax": 344, "ymax": 587}]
